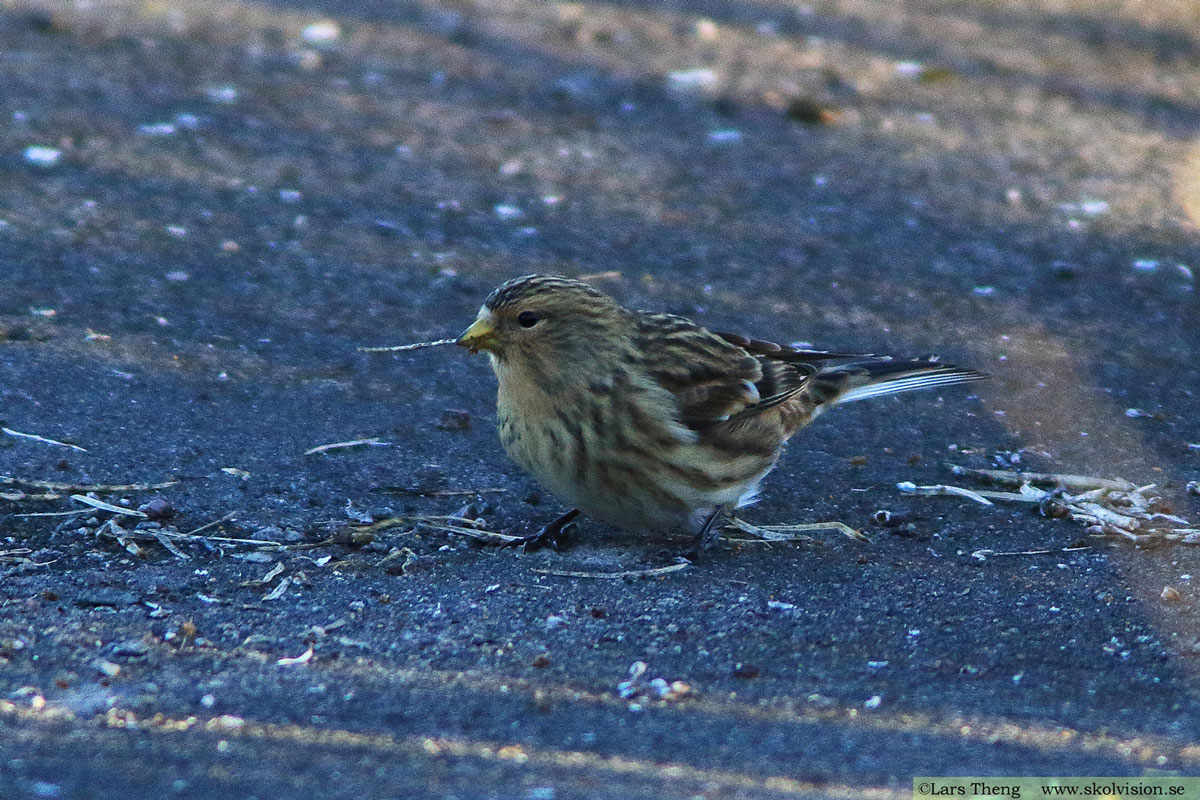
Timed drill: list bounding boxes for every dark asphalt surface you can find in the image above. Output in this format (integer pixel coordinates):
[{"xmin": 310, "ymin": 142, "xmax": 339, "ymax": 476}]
[{"xmin": 2, "ymin": 1, "xmax": 1200, "ymax": 798}]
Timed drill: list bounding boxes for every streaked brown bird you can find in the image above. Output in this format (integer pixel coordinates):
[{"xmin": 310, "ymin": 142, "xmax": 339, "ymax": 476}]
[{"xmin": 457, "ymin": 274, "xmax": 985, "ymax": 550}]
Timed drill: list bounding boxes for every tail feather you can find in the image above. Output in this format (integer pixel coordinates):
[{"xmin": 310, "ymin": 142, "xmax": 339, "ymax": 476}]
[
  {"xmin": 836, "ymin": 365, "xmax": 987, "ymax": 404},
  {"xmin": 818, "ymin": 361, "xmax": 987, "ymax": 407}
]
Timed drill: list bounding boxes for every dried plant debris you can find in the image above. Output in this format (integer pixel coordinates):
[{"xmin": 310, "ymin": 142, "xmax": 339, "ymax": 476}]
[
  {"xmin": 0, "ymin": 548, "xmax": 55, "ymax": 567},
  {"xmin": 1, "ymin": 475, "xmax": 177, "ymax": 503},
  {"xmin": 352, "ymin": 507, "xmax": 527, "ymax": 546},
  {"xmin": 1, "ymin": 426, "xmax": 87, "ymax": 451},
  {"xmin": 48, "ymin": 505, "xmax": 314, "ymax": 560},
  {"xmin": 303, "ymin": 438, "xmax": 390, "ymax": 456},
  {"xmin": 902, "ymin": 465, "xmax": 1200, "ymax": 547},
  {"xmin": 896, "ymin": 482, "xmax": 995, "ymax": 506},
  {"xmin": 532, "ymin": 563, "xmax": 690, "ymax": 579},
  {"xmin": 723, "ymin": 516, "xmax": 866, "ymax": 542}
]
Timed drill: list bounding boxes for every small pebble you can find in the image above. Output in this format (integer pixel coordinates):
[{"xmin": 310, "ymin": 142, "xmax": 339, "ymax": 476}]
[
  {"xmin": 667, "ymin": 68, "xmax": 717, "ymax": 91},
  {"xmin": 138, "ymin": 122, "xmax": 177, "ymax": 136},
  {"xmin": 301, "ymin": 20, "xmax": 340, "ymax": 44},
  {"xmin": 24, "ymin": 146, "xmax": 61, "ymax": 166},
  {"xmin": 667, "ymin": 68, "xmax": 710, "ymax": 91},
  {"xmin": 1162, "ymin": 586, "xmax": 1183, "ymax": 603},
  {"xmin": 707, "ymin": 129, "xmax": 742, "ymax": 143},
  {"xmin": 137, "ymin": 497, "xmax": 174, "ymax": 520},
  {"xmin": 206, "ymin": 85, "xmax": 238, "ymax": 104},
  {"xmin": 111, "ymin": 639, "xmax": 149, "ymax": 658},
  {"xmin": 92, "ymin": 659, "xmax": 121, "ymax": 677}
]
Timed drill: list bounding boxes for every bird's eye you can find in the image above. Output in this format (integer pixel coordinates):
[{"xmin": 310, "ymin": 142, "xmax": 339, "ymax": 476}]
[{"xmin": 516, "ymin": 311, "xmax": 541, "ymax": 328}]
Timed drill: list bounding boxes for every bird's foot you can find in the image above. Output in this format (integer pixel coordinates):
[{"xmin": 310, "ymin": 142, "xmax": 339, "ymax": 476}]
[
  {"xmin": 681, "ymin": 507, "xmax": 725, "ymax": 561},
  {"xmin": 503, "ymin": 508, "xmax": 580, "ymax": 552}
]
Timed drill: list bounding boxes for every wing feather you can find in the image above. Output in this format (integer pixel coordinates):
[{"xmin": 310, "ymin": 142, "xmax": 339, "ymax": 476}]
[
  {"xmin": 635, "ymin": 318, "xmax": 984, "ymax": 431},
  {"xmin": 634, "ymin": 314, "xmax": 817, "ymax": 428}
]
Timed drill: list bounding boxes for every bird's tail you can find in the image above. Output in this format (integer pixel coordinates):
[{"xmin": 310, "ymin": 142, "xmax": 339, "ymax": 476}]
[{"xmin": 812, "ymin": 358, "xmax": 987, "ymax": 408}]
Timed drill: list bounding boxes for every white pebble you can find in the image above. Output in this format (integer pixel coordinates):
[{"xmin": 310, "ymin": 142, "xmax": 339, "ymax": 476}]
[
  {"xmin": 24, "ymin": 145, "xmax": 61, "ymax": 166},
  {"xmin": 707, "ymin": 129, "xmax": 742, "ymax": 143},
  {"xmin": 667, "ymin": 68, "xmax": 718, "ymax": 90},
  {"xmin": 494, "ymin": 204, "xmax": 523, "ymax": 220},
  {"xmin": 206, "ymin": 85, "xmax": 238, "ymax": 104},
  {"xmin": 694, "ymin": 19, "xmax": 718, "ymax": 41},
  {"xmin": 138, "ymin": 122, "xmax": 177, "ymax": 136},
  {"xmin": 301, "ymin": 20, "xmax": 340, "ymax": 44}
]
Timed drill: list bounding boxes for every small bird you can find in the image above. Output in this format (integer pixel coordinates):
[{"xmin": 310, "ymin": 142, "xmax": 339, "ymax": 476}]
[{"xmin": 457, "ymin": 274, "xmax": 985, "ymax": 550}]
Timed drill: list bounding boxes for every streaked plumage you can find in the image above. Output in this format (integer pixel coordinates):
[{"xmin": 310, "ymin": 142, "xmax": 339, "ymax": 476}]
[{"xmin": 457, "ymin": 274, "xmax": 985, "ymax": 548}]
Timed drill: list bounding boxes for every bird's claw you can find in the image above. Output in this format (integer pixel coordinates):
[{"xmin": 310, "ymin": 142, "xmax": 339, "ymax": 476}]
[{"xmin": 502, "ymin": 509, "xmax": 581, "ymax": 552}]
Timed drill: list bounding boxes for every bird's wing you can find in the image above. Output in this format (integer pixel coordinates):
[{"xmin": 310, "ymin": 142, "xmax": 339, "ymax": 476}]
[
  {"xmin": 717, "ymin": 331, "xmax": 987, "ymax": 419},
  {"xmin": 633, "ymin": 313, "xmax": 820, "ymax": 428}
]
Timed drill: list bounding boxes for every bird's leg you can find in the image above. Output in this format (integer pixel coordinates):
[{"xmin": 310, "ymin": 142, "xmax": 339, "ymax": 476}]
[
  {"xmin": 694, "ymin": 506, "xmax": 726, "ymax": 552},
  {"xmin": 505, "ymin": 508, "xmax": 580, "ymax": 552}
]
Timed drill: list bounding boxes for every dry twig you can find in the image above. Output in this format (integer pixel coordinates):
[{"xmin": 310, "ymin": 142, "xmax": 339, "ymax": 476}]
[
  {"xmin": 2, "ymin": 427, "xmax": 87, "ymax": 452},
  {"xmin": 304, "ymin": 438, "xmax": 390, "ymax": 455},
  {"xmin": 357, "ymin": 338, "xmax": 457, "ymax": 353},
  {"xmin": 532, "ymin": 564, "xmax": 690, "ymax": 579},
  {"xmin": 725, "ymin": 516, "xmax": 866, "ymax": 542}
]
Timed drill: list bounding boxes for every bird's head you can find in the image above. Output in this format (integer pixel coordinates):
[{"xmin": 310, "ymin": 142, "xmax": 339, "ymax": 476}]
[{"xmin": 457, "ymin": 275, "xmax": 627, "ymax": 373}]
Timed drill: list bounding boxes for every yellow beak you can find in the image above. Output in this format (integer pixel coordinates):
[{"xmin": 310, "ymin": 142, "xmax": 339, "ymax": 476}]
[{"xmin": 456, "ymin": 317, "xmax": 498, "ymax": 354}]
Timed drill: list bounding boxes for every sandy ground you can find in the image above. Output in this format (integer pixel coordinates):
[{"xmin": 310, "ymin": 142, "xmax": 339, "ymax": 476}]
[{"xmin": 2, "ymin": 0, "xmax": 1200, "ymax": 797}]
